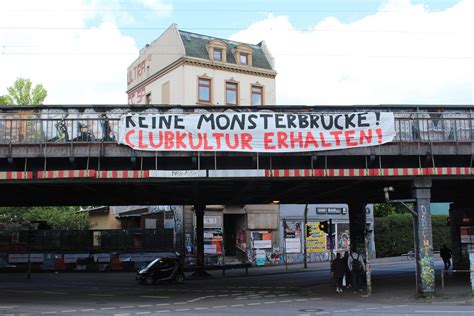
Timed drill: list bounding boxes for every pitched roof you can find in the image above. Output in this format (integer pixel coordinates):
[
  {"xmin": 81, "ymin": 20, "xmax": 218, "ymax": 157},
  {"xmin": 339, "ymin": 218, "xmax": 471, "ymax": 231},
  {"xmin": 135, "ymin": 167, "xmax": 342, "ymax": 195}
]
[{"xmin": 179, "ymin": 30, "xmax": 273, "ymax": 71}]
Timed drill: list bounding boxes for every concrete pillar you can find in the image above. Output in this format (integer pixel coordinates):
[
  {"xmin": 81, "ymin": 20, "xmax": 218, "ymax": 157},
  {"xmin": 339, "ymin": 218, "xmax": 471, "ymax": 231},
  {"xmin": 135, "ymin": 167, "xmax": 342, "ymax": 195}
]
[
  {"xmin": 449, "ymin": 203, "xmax": 472, "ymax": 269},
  {"xmin": 412, "ymin": 178, "xmax": 435, "ymax": 295},
  {"xmin": 348, "ymin": 201, "xmax": 367, "ymax": 252},
  {"xmin": 194, "ymin": 204, "xmax": 205, "ymax": 268}
]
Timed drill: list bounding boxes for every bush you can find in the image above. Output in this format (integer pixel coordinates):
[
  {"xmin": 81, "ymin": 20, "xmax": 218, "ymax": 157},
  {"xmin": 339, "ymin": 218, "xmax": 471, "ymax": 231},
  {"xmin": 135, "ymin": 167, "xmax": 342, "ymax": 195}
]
[{"xmin": 375, "ymin": 214, "xmax": 450, "ymax": 257}]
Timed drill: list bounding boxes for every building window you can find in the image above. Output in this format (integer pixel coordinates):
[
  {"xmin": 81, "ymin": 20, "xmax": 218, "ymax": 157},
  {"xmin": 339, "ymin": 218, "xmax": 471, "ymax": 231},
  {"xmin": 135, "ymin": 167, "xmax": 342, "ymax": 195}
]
[
  {"xmin": 198, "ymin": 78, "xmax": 211, "ymax": 103},
  {"xmin": 251, "ymin": 86, "xmax": 263, "ymax": 106},
  {"xmin": 145, "ymin": 93, "xmax": 151, "ymax": 105},
  {"xmin": 239, "ymin": 53, "xmax": 248, "ymax": 65},
  {"xmin": 226, "ymin": 82, "xmax": 238, "ymax": 105},
  {"xmin": 213, "ymin": 48, "xmax": 223, "ymax": 61}
]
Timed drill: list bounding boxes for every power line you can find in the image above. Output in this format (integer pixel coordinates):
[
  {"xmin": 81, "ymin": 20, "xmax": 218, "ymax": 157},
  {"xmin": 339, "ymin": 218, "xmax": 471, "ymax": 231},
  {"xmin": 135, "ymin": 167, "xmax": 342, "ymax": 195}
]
[{"xmin": 0, "ymin": 26, "xmax": 463, "ymax": 35}]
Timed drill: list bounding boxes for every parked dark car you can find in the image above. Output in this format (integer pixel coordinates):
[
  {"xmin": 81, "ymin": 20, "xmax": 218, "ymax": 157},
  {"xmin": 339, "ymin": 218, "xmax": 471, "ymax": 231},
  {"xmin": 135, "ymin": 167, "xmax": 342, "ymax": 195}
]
[{"xmin": 136, "ymin": 257, "xmax": 184, "ymax": 285}]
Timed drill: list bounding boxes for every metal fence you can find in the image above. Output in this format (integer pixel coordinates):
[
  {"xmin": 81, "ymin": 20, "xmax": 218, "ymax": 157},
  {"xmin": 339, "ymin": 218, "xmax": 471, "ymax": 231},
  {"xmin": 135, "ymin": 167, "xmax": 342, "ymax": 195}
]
[
  {"xmin": 0, "ymin": 228, "xmax": 174, "ymax": 252},
  {"xmin": 0, "ymin": 111, "xmax": 473, "ymax": 145}
]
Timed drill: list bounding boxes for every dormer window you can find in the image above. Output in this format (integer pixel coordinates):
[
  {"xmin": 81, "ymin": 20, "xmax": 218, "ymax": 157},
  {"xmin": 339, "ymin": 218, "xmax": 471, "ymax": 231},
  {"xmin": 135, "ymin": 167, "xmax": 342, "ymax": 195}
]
[
  {"xmin": 213, "ymin": 48, "xmax": 223, "ymax": 61},
  {"xmin": 232, "ymin": 44, "xmax": 253, "ymax": 67},
  {"xmin": 239, "ymin": 53, "xmax": 248, "ymax": 65},
  {"xmin": 207, "ymin": 40, "xmax": 227, "ymax": 62}
]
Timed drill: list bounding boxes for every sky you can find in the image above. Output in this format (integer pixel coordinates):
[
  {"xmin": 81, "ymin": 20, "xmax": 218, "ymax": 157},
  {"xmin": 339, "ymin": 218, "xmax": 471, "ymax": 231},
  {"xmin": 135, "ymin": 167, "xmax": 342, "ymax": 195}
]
[{"xmin": 0, "ymin": 0, "xmax": 472, "ymax": 105}]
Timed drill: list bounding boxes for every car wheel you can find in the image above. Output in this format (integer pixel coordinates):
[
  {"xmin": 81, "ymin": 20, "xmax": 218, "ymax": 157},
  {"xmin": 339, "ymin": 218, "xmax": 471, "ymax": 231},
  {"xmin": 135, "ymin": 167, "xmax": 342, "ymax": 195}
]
[
  {"xmin": 144, "ymin": 276, "xmax": 154, "ymax": 285},
  {"xmin": 175, "ymin": 273, "xmax": 184, "ymax": 284}
]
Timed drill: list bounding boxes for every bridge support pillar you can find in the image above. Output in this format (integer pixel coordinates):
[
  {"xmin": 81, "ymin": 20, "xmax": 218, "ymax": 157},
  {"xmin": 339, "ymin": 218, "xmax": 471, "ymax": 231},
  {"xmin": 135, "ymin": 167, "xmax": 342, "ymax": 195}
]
[
  {"xmin": 412, "ymin": 178, "xmax": 435, "ymax": 295},
  {"xmin": 348, "ymin": 201, "xmax": 367, "ymax": 252},
  {"xmin": 192, "ymin": 203, "xmax": 209, "ymax": 277},
  {"xmin": 449, "ymin": 202, "xmax": 472, "ymax": 270}
]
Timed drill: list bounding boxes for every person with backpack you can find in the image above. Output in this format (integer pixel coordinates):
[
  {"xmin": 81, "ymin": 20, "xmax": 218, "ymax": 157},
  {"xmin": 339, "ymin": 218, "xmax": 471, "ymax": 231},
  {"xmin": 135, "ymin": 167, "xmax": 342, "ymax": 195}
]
[{"xmin": 348, "ymin": 247, "xmax": 365, "ymax": 293}]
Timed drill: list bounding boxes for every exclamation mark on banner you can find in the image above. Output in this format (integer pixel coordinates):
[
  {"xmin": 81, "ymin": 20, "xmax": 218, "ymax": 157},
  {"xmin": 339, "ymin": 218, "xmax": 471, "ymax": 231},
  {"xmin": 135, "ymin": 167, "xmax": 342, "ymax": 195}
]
[
  {"xmin": 375, "ymin": 112, "xmax": 380, "ymax": 126},
  {"xmin": 376, "ymin": 128, "xmax": 383, "ymax": 144}
]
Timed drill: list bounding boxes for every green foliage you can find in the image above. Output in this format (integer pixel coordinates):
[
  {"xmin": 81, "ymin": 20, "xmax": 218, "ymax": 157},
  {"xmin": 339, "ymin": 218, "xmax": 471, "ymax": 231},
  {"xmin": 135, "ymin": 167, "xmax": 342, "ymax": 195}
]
[
  {"xmin": 0, "ymin": 206, "xmax": 89, "ymax": 230},
  {"xmin": 374, "ymin": 213, "xmax": 450, "ymax": 257},
  {"xmin": 374, "ymin": 203, "xmax": 411, "ymax": 217},
  {"xmin": 1, "ymin": 78, "xmax": 47, "ymax": 106},
  {"xmin": 0, "ymin": 95, "xmax": 8, "ymax": 105}
]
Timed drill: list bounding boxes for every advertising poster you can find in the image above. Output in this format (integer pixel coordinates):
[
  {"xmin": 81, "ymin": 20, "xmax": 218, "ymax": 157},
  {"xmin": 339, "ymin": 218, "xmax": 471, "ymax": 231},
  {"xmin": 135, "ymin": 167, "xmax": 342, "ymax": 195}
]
[
  {"xmin": 306, "ymin": 222, "xmax": 327, "ymax": 253},
  {"xmin": 285, "ymin": 238, "xmax": 301, "ymax": 253}
]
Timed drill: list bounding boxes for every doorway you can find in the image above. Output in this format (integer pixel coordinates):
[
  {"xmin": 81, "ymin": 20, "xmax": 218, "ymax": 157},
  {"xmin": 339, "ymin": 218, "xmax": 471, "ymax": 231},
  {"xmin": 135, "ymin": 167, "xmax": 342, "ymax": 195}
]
[{"xmin": 224, "ymin": 214, "xmax": 244, "ymax": 256}]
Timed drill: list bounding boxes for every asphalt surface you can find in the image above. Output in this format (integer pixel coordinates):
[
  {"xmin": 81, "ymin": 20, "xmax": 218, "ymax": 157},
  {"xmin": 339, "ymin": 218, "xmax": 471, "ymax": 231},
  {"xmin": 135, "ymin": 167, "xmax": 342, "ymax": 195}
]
[{"xmin": 0, "ymin": 259, "xmax": 473, "ymax": 315}]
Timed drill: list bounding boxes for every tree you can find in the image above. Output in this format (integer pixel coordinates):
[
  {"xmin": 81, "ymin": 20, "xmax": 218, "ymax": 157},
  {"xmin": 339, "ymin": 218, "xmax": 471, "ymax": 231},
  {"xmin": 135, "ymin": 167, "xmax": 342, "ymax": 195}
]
[
  {"xmin": 0, "ymin": 78, "xmax": 47, "ymax": 106},
  {"xmin": 0, "ymin": 206, "xmax": 89, "ymax": 230}
]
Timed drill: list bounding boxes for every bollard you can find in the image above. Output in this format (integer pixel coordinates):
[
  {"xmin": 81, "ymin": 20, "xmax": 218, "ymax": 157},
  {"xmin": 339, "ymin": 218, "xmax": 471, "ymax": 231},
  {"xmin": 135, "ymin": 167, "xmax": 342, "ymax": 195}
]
[{"xmin": 440, "ymin": 270, "xmax": 445, "ymax": 295}]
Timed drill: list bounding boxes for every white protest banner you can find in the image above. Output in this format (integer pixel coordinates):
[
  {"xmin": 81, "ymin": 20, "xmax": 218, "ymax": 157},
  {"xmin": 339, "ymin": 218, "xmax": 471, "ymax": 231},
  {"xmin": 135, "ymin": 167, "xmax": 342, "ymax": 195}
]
[{"xmin": 118, "ymin": 111, "xmax": 395, "ymax": 153}]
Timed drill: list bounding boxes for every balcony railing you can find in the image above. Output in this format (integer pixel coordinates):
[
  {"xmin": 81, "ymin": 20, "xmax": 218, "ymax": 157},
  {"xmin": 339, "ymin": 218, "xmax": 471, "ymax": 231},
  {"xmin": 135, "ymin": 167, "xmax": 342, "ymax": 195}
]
[{"xmin": 0, "ymin": 110, "xmax": 472, "ymax": 145}]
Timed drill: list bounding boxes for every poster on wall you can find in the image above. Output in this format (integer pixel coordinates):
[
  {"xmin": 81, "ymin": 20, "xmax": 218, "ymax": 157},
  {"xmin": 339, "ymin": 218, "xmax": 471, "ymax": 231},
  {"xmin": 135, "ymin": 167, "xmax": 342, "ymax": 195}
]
[
  {"xmin": 306, "ymin": 222, "xmax": 327, "ymax": 253},
  {"xmin": 119, "ymin": 112, "xmax": 396, "ymax": 153},
  {"xmin": 284, "ymin": 221, "xmax": 302, "ymax": 238},
  {"xmin": 255, "ymin": 250, "xmax": 266, "ymax": 266},
  {"xmin": 285, "ymin": 238, "xmax": 301, "ymax": 253},
  {"xmin": 252, "ymin": 231, "xmax": 272, "ymax": 249}
]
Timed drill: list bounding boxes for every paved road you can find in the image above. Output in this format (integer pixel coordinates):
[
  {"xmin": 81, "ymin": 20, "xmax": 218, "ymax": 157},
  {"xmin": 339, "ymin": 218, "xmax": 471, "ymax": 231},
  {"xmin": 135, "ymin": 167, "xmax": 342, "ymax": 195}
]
[{"xmin": 0, "ymin": 260, "xmax": 473, "ymax": 315}]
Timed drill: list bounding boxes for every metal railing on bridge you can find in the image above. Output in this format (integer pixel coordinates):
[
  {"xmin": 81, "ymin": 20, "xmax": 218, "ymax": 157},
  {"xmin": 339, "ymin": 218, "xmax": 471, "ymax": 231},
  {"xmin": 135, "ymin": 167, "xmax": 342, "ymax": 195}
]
[{"xmin": 0, "ymin": 107, "xmax": 473, "ymax": 145}]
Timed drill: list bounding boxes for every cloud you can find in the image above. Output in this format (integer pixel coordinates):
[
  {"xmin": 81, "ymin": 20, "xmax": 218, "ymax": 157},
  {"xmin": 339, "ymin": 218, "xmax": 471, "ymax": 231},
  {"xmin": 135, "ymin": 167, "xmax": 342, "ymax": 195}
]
[
  {"xmin": 141, "ymin": 0, "xmax": 173, "ymax": 17},
  {"xmin": 0, "ymin": 0, "xmax": 138, "ymax": 104},
  {"xmin": 230, "ymin": 0, "xmax": 473, "ymax": 105}
]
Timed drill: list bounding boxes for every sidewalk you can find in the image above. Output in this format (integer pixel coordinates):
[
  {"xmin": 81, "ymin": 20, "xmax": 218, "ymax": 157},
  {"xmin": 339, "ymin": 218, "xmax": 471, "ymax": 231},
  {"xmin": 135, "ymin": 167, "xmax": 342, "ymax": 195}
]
[{"xmin": 195, "ymin": 256, "xmax": 474, "ymax": 305}]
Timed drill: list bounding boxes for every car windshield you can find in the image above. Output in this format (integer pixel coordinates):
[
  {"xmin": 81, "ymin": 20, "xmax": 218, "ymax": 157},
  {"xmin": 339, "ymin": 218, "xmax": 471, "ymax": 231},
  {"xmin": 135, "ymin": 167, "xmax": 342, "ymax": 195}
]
[{"xmin": 146, "ymin": 258, "xmax": 161, "ymax": 269}]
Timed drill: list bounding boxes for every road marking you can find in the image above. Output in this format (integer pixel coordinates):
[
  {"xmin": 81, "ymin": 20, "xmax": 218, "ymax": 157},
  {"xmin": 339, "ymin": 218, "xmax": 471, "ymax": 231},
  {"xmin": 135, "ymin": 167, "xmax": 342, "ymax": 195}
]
[
  {"xmin": 119, "ymin": 306, "xmax": 134, "ymax": 309},
  {"xmin": 60, "ymin": 310, "xmax": 77, "ymax": 313},
  {"xmin": 230, "ymin": 304, "xmax": 244, "ymax": 307},
  {"xmin": 140, "ymin": 296, "xmax": 170, "ymax": 299},
  {"xmin": 218, "ymin": 294, "xmax": 230, "ymax": 297},
  {"xmin": 0, "ymin": 306, "xmax": 18, "ymax": 309},
  {"xmin": 365, "ymin": 307, "xmax": 378, "ymax": 310},
  {"xmin": 100, "ymin": 307, "xmax": 116, "ymax": 310},
  {"xmin": 138, "ymin": 305, "xmax": 153, "ymax": 308},
  {"xmin": 278, "ymin": 300, "xmax": 292, "ymax": 303},
  {"xmin": 194, "ymin": 307, "xmax": 209, "ymax": 310},
  {"xmin": 136, "ymin": 312, "xmax": 151, "ymax": 315},
  {"xmin": 415, "ymin": 311, "xmax": 474, "ymax": 314},
  {"xmin": 175, "ymin": 309, "xmax": 190, "ymax": 312},
  {"xmin": 264, "ymin": 301, "xmax": 277, "ymax": 304},
  {"xmin": 41, "ymin": 312, "xmax": 57, "ymax": 314},
  {"xmin": 80, "ymin": 309, "xmax": 96, "ymax": 312},
  {"xmin": 295, "ymin": 299, "xmax": 308, "ymax": 301},
  {"xmin": 113, "ymin": 314, "xmax": 130, "ymax": 316},
  {"xmin": 212, "ymin": 306, "xmax": 227, "ymax": 309},
  {"xmin": 156, "ymin": 304, "xmax": 170, "ymax": 306},
  {"xmin": 264, "ymin": 295, "xmax": 276, "ymax": 297},
  {"xmin": 350, "ymin": 308, "xmax": 363, "ymax": 311},
  {"xmin": 155, "ymin": 310, "xmax": 170, "ymax": 313},
  {"xmin": 248, "ymin": 302, "xmax": 261, "ymax": 306},
  {"xmin": 173, "ymin": 302, "xmax": 187, "ymax": 305}
]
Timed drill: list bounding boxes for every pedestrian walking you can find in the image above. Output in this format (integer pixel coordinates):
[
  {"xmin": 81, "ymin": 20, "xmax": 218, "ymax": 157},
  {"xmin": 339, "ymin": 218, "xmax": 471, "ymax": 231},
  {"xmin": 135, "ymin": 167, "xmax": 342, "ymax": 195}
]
[
  {"xmin": 331, "ymin": 253, "xmax": 346, "ymax": 294},
  {"xmin": 440, "ymin": 244, "xmax": 452, "ymax": 270},
  {"xmin": 342, "ymin": 251, "xmax": 351, "ymax": 289},
  {"xmin": 348, "ymin": 247, "xmax": 365, "ymax": 292}
]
